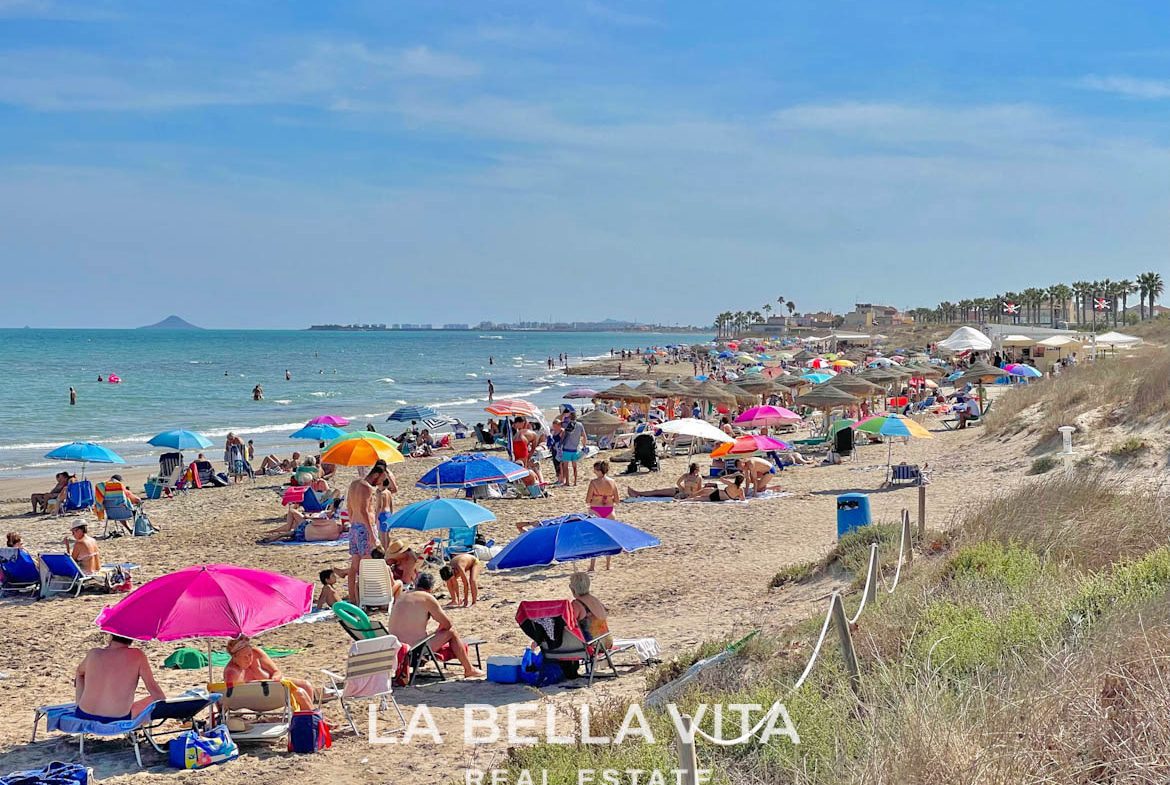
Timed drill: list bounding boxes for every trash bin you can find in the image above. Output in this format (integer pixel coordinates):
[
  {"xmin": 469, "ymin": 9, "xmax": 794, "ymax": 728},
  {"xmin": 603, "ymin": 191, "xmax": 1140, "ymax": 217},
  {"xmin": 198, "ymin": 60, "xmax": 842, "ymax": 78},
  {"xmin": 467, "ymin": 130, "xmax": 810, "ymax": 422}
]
[{"xmin": 836, "ymin": 493, "xmax": 871, "ymax": 539}]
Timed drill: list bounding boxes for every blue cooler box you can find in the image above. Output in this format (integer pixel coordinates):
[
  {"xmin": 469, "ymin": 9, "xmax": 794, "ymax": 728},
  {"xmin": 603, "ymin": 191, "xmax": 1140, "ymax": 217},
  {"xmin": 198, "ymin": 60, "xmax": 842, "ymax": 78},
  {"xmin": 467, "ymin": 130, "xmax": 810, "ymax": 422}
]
[
  {"xmin": 836, "ymin": 493, "xmax": 871, "ymax": 538},
  {"xmin": 487, "ymin": 656, "xmax": 522, "ymax": 684}
]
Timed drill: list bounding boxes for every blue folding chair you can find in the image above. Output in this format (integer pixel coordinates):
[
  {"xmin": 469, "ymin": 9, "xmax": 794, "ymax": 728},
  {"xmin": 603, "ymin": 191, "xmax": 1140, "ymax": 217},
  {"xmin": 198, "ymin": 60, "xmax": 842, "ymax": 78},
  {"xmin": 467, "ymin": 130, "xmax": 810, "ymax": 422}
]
[
  {"xmin": 61, "ymin": 480, "xmax": 94, "ymax": 514},
  {"xmin": 300, "ymin": 488, "xmax": 334, "ymax": 514},
  {"xmin": 443, "ymin": 525, "xmax": 477, "ymax": 559},
  {"xmin": 39, "ymin": 553, "xmax": 108, "ymax": 597},
  {"xmin": 0, "ymin": 549, "xmax": 41, "ymax": 596}
]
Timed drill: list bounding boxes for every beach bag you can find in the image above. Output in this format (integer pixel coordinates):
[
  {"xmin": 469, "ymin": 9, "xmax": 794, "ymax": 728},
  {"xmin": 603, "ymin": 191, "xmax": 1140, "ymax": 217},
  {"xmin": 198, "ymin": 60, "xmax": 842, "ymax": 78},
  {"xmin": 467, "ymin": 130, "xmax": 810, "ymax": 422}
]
[
  {"xmin": 133, "ymin": 510, "xmax": 156, "ymax": 536},
  {"xmin": 107, "ymin": 565, "xmax": 133, "ymax": 593},
  {"xmin": 167, "ymin": 725, "xmax": 238, "ymax": 769},
  {"xmin": 288, "ymin": 710, "xmax": 331, "ymax": 753},
  {"xmin": 0, "ymin": 762, "xmax": 89, "ymax": 785},
  {"xmin": 519, "ymin": 648, "xmax": 543, "ymax": 686}
]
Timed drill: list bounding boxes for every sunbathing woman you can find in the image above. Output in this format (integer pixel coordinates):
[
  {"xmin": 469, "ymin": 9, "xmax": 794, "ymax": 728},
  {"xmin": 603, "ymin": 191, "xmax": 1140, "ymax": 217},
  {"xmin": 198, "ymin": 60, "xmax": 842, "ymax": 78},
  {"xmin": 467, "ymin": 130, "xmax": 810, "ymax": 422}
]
[
  {"xmin": 224, "ymin": 637, "xmax": 316, "ymax": 709},
  {"xmin": 259, "ymin": 503, "xmax": 346, "ymax": 543},
  {"xmin": 627, "ymin": 463, "xmax": 703, "ymax": 499},
  {"xmin": 685, "ymin": 473, "xmax": 746, "ymax": 502}
]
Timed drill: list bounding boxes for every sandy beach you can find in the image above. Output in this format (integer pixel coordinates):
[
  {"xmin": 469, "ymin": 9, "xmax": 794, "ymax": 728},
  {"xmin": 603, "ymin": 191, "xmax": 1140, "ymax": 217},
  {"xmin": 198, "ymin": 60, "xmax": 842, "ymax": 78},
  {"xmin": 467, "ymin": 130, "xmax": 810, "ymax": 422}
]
[{"xmin": 0, "ymin": 351, "xmax": 1020, "ymax": 784}]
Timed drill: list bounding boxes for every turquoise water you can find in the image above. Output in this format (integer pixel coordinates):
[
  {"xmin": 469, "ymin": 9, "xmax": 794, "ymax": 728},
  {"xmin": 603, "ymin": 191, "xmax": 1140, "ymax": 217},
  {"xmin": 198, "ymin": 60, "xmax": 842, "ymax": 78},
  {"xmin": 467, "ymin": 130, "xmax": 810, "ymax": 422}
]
[{"xmin": 0, "ymin": 329, "xmax": 702, "ymax": 477}]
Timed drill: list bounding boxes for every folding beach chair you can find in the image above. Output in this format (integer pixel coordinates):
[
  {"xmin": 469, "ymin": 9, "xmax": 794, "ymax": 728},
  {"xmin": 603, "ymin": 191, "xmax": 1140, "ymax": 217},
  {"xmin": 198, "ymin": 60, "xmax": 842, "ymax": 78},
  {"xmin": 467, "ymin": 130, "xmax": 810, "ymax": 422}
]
[
  {"xmin": 300, "ymin": 487, "xmax": 335, "ymax": 513},
  {"xmin": 321, "ymin": 635, "xmax": 406, "ymax": 735},
  {"xmin": 95, "ymin": 481, "xmax": 137, "ymax": 538},
  {"xmin": 886, "ymin": 462, "xmax": 924, "ymax": 486},
  {"xmin": 0, "ymin": 549, "xmax": 41, "ymax": 597},
  {"xmin": 832, "ymin": 426, "xmax": 855, "ymax": 462},
  {"xmin": 206, "ymin": 680, "xmax": 292, "ymax": 743},
  {"xmin": 334, "ymin": 600, "xmax": 391, "ymax": 640},
  {"xmin": 39, "ymin": 553, "xmax": 109, "ymax": 597},
  {"xmin": 331, "ymin": 601, "xmax": 482, "ymax": 684},
  {"xmin": 357, "ymin": 559, "xmax": 394, "ymax": 611},
  {"xmin": 442, "ymin": 525, "xmax": 477, "ymax": 559},
  {"xmin": 33, "ymin": 691, "xmax": 222, "ymax": 765},
  {"xmin": 59, "ymin": 480, "xmax": 94, "ymax": 515},
  {"xmin": 516, "ymin": 599, "xmax": 632, "ymax": 687}
]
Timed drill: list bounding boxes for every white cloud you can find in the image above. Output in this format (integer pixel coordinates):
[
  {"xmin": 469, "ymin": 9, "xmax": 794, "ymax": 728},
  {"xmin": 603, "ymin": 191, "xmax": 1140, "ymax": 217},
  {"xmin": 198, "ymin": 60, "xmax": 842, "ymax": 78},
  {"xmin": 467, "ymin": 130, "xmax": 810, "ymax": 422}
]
[{"xmin": 1079, "ymin": 75, "xmax": 1170, "ymax": 100}]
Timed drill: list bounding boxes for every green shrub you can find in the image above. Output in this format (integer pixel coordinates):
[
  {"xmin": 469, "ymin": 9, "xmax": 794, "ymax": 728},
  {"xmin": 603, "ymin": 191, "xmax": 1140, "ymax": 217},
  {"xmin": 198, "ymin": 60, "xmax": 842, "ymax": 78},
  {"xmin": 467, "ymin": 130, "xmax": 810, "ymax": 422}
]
[
  {"xmin": 1109, "ymin": 437, "xmax": 1148, "ymax": 458},
  {"xmin": 769, "ymin": 560, "xmax": 819, "ymax": 588},
  {"xmin": 1068, "ymin": 547, "xmax": 1170, "ymax": 632},
  {"xmin": 1029, "ymin": 455, "xmax": 1059, "ymax": 475},
  {"xmin": 944, "ymin": 541, "xmax": 1043, "ymax": 591}
]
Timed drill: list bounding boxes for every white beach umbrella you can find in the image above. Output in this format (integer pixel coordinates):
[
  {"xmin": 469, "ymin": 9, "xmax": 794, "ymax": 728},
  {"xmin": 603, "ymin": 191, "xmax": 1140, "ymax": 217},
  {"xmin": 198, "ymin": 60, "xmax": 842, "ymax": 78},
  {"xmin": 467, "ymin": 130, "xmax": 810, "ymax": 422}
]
[{"xmin": 657, "ymin": 418, "xmax": 735, "ymax": 443}]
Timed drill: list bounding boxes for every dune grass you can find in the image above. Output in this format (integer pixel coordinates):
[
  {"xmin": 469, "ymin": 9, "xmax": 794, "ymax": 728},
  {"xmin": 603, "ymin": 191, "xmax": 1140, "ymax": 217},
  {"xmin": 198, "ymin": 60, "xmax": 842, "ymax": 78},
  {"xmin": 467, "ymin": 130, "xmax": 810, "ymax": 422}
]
[{"xmin": 497, "ymin": 475, "xmax": 1170, "ymax": 784}]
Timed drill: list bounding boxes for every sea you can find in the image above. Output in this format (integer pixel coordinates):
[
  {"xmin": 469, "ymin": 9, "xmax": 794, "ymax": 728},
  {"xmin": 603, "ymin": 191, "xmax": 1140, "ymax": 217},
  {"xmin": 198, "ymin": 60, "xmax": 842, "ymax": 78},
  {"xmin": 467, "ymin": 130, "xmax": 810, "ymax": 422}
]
[{"xmin": 0, "ymin": 329, "xmax": 704, "ymax": 479}]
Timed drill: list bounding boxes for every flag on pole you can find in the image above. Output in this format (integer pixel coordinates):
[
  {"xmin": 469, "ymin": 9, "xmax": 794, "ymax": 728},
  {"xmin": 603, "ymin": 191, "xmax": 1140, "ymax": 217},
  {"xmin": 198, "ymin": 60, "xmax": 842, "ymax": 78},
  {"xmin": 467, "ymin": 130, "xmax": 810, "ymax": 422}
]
[
  {"xmin": 1093, "ymin": 298, "xmax": 1110, "ymax": 311},
  {"xmin": 1002, "ymin": 301, "xmax": 1019, "ymax": 315}
]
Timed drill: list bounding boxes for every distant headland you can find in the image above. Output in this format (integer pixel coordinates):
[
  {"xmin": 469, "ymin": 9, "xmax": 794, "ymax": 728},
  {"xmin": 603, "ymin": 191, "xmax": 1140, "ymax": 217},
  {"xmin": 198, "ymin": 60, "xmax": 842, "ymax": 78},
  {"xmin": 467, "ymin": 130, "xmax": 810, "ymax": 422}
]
[{"xmin": 139, "ymin": 315, "xmax": 203, "ymax": 330}]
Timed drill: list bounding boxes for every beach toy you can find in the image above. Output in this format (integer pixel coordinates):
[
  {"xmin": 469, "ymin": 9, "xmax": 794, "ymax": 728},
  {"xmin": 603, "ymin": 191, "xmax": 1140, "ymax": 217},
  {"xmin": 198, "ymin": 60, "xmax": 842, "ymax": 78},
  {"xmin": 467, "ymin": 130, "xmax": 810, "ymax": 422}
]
[{"xmin": 108, "ymin": 374, "xmax": 121, "ymax": 384}]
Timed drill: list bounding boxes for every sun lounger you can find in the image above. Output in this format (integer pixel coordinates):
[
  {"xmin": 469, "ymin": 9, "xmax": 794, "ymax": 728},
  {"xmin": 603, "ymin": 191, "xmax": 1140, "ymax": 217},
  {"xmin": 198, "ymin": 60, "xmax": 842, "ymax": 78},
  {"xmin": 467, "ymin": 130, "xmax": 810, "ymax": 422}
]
[
  {"xmin": 207, "ymin": 680, "xmax": 292, "ymax": 743},
  {"xmin": 39, "ymin": 554, "xmax": 138, "ymax": 597},
  {"xmin": 1, "ymin": 549, "xmax": 41, "ymax": 597},
  {"xmin": 517, "ymin": 600, "xmax": 636, "ymax": 687},
  {"xmin": 33, "ymin": 691, "xmax": 221, "ymax": 766},
  {"xmin": 321, "ymin": 635, "xmax": 406, "ymax": 735}
]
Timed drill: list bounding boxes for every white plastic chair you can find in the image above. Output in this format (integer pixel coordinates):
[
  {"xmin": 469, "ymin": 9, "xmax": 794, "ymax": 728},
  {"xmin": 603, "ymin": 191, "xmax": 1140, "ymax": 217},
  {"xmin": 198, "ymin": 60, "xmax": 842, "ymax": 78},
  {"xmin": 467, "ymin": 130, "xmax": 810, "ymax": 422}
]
[{"xmin": 358, "ymin": 559, "xmax": 394, "ymax": 611}]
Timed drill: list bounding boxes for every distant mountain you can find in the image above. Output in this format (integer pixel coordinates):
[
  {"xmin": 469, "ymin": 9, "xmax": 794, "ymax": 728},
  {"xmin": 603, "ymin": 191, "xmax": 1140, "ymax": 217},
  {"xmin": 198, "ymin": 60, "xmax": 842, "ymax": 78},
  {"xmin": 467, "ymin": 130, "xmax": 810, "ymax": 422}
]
[{"xmin": 139, "ymin": 315, "xmax": 203, "ymax": 330}]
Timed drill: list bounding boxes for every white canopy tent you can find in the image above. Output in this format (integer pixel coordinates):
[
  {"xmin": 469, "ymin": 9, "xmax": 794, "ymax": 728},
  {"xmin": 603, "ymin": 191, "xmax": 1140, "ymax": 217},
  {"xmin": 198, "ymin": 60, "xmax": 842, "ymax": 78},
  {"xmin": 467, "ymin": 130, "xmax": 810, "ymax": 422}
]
[
  {"xmin": 1094, "ymin": 331, "xmax": 1142, "ymax": 349},
  {"xmin": 937, "ymin": 326, "xmax": 993, "ymax": 353},
  {"xmin": 998, "ymin": 334, "xmax": 1036, "ymax": 347}
]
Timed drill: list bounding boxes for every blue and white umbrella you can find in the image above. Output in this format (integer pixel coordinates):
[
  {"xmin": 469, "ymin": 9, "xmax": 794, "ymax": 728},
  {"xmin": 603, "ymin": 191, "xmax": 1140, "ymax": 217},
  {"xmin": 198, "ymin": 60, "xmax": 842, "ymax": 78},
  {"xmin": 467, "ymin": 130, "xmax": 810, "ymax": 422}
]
[
  {"xmin": 147, "ymin": 429, "xmax": 213, "ymax": 450},
  {"xmin": 420, "ymin": 415, "xmax": 457, "ymax": 432},
  {"xmin": 416, "ymin": 453, "xmax": 528, "ymax": 490},
  {"xmin": 382, "ymin": 498, "xmax": 495, "ymax": 532},
  {"xmin": 387, "ymin": 405, "xmax": 439, "ymax": 423},
  {"xmin": 289, "ymin": 423, "xmax": 346, "ymax": 442},
  {"xmin": 45, "ymin": 441, "xmax": 126, "ymax": 478},
  {"xmin": 487, "ymin": 513, "xmax": 660, "ymax": 571}
]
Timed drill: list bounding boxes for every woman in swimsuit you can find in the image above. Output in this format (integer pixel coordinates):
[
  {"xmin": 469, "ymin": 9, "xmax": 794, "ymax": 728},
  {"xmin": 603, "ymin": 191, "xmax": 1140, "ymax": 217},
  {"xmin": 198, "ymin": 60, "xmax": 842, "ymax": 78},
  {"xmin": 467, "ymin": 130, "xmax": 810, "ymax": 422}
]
[
  {"xmin": 258, "ymin": 504, "xmax": 345, "ymax": 543},
  {"xmin": 585, "ymin": 460, "xmax": 620, "ymax": 571},
  {"xmin": 627, "ymin": 463, "xmax": 703, "ymax": 499},
  {"xmin": 686, "ymin": 473, "xmax": 746, "ymax": 502},
  {"xmin": 569, "ymin": 572, "xmax": 613, "ymax": 651}
]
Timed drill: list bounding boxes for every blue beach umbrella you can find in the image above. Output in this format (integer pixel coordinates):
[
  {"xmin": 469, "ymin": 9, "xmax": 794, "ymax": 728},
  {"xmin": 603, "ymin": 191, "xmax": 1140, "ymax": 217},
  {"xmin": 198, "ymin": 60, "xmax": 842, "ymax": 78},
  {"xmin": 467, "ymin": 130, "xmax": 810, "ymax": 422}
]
[
  {"xmin": 289, "ymin": 423, "xmax": 346, "ymax": 442},
  {"xmin": 802, "ymin": 372, "xmax": 833, "ymax": 384},
  {"xmin": 416, "ymin": 453, "xmax": 529, "ymax": 490},
  {"xmin": 387, "ymin": 405, "xmax": 439, "ymax": 422},
  {"xmin": 147, "ymin": 429, "xmax": 213, "ymax": 450},
  {"xmin": 383, "ymin": 498, "xmax": 496, "ymax": 532},
  {"xmin": 487, "ymin": 513, "xmax": 660, "ymax": 571},
  {"xmin": 946, "ymin": 371, "xmax": 964, "ymax": 382},
  {"xmin": 45, "ymin": 441, "xmax": 126, "ymax": 479}
]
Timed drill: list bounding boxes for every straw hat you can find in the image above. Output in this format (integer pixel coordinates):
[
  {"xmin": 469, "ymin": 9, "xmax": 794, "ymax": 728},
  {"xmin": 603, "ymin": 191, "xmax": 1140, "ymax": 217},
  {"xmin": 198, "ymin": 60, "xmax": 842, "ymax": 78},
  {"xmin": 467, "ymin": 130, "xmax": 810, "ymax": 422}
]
[{"xmin": 385, "ymin": 539, "xmax": 412, "ymax": 559}]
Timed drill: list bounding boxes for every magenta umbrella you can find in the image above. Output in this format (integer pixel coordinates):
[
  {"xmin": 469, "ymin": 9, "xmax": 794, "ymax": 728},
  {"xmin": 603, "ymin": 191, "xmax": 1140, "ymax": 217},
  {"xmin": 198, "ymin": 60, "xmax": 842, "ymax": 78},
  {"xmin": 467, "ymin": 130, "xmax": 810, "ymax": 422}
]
[
  {"xmin": 735, "ymin": 405, "xmax": 801, "ymax": 427},
  {"xmin": 308, "ymin": 414, "xmax": 350, "ymax": 426},
  {"xmin": 95, "ymin": 564, "xmax": 312, "ymax": 678}
]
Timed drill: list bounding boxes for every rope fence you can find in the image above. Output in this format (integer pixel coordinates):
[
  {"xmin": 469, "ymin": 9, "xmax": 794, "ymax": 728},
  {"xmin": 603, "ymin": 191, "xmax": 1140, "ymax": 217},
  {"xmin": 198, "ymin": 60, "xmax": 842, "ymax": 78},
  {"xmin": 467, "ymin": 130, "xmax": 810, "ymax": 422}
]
[{"xmin": 675, "ymin": 503, "xmax": 921, "ymax": 778}]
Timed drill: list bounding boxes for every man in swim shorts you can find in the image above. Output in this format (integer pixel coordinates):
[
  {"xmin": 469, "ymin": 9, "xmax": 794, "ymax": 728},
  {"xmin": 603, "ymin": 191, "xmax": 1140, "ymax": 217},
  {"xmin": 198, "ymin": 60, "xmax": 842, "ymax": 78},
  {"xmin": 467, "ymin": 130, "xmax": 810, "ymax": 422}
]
[{"xmin": 346, "ymin": 460, "xmax": 388, "ymax": 604}]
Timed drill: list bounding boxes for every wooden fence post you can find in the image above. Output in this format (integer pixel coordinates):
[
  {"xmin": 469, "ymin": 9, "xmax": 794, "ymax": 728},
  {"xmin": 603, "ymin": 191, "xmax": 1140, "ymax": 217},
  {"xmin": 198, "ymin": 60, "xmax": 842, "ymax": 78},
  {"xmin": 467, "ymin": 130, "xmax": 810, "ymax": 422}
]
[
  {"xmin": 917, "ymin": 483, "xmax": 927, "ymax": 541},
  {"xmin": 830, "ymin": 593, "xmax": 861, "ymax": 695},
  {"xmin": 675, "ymin": 714, "xmax": 700, "ymax": 785},
  {"xmin": 901, "ymin": 509, "xmax": 913, "ymax": 565}
]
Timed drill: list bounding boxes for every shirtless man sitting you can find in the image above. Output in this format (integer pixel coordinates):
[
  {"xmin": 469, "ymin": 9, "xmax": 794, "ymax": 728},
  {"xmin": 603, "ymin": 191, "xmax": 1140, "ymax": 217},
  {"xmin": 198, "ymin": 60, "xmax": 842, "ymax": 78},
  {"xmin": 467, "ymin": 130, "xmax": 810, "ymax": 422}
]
[
  {"xmin": 67, "ymin": 522, "xmax": 100, "ymax": 574},
  {"xmin": 439, "ymin": 553, "xmax": 484, "ymax": 608},
  {"xmin": 223, "ymin": 636, "xmax": 316, "ymax": 709},
  {"xmin": 74, "ymin": 635, "xmax": 166, "ymax": 722},
  {"xmin": 258, "ymin": 504, "xmax": 346, "ymax": 543},
  {"xmin": 32, "ymin": 472, "xmax": 70, "ymax": 514},
  {"xmin": 387, "ymin": 573, "xmax": 484, "ymax": 679}
]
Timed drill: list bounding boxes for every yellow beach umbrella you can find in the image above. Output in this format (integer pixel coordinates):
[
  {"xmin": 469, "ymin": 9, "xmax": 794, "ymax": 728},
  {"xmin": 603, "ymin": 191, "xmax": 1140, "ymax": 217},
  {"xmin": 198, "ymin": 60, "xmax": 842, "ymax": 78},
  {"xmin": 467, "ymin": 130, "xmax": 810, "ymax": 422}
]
[
  {"xmin": 831, "ymin": 359, "xmax": 856, "ymax": 369},
  {"xmin": 321, "ymin": 432, "xmax": 405, "ymax": 466}
]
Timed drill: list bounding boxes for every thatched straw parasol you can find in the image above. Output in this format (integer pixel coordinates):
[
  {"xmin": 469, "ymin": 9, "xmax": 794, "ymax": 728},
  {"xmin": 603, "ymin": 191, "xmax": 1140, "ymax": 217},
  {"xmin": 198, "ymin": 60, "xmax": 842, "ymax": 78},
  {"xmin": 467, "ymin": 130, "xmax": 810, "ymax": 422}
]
[{"xmin": 594, "ymin": 383, "xmax": 651, "ymax": 403}]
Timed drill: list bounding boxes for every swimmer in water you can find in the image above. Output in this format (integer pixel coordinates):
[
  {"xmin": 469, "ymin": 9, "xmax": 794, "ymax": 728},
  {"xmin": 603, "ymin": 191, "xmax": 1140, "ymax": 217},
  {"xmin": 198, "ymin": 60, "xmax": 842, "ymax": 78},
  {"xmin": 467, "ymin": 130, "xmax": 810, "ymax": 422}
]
[
  {"xmin": 97, "ymin": 375, "xmax": 103, "ymax": 382},
  {"xmin": 252, "ymin": 384, "xmax": 264, "ymax": 401}
]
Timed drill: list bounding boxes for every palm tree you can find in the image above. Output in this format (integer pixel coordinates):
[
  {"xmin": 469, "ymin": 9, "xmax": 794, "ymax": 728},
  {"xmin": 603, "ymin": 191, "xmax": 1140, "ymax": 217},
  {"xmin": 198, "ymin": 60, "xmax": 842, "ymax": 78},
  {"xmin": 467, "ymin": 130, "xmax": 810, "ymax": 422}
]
[
  {"xmin": 1118, "ymin": 279, "xmax": 1136, "ymax": 325},
  {"xmin": 1049, "ymin": 284, "xmax": 1073, "ymax": 326},
  {"xmin": 762, "ymin": 303, "xmax": 772, "ymax": 318},
  {"xmin": 1071, "ymin": 281, "xmax": 1090, "ymax": 326},
  {"xmin": 1138, "ymin": 272, "xmax": 1164, "ymax": 319},
  {"xmin": 786, "ymin": 301, "xmax": 796, "ymax": 316}
]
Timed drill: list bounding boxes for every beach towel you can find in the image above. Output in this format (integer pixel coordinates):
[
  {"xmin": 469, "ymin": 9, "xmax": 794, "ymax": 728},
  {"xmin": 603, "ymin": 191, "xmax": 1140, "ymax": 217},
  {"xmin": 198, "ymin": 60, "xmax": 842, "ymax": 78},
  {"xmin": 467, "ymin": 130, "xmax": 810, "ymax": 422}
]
[
  {"xmin": 611, "ymin": 637, "xmax": 661, "ymax": 662},
  {"xmin": 266, "ymin": 532, "xmax": 350, "ymax": 547},
  {"xmin": 164, "ymin": 646, "xmax": 301, "ymax": 670},
  {"xmin": 290, "ymin": 609, "xmax": 336, "ymax": 625}
]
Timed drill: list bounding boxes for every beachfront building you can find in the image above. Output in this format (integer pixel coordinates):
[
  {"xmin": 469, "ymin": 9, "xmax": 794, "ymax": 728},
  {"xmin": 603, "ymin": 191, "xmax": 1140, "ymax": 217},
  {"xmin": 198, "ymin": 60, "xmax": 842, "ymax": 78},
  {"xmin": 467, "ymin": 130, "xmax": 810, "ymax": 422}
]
[{"xmin": 840, "ymin": 303, "xmax": 911, "ymax": 330}]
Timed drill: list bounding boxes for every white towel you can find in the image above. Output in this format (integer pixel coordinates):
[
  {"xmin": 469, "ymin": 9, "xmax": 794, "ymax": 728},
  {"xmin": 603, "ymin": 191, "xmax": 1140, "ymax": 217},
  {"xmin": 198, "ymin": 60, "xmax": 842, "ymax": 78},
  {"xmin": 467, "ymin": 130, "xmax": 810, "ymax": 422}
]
[{"xmin": 613, "ymin": 637, "xmax": 660, "ymax": 662}]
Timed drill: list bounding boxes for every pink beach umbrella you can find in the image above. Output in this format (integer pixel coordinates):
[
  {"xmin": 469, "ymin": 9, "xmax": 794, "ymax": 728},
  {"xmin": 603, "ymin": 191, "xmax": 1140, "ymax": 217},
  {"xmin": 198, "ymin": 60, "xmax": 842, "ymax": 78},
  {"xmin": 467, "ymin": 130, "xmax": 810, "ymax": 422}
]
[
  {"xmin": 308, "ymin": 414, "xmax": 350, "ymax": 426},
  {"xmin": 711, "ymin": 434, "xmax": 793, "ymax": 457},
  {"xmin": 735, "ymin": 405, "xmax": 802, "ymax": 427},
  {"xmin": 96, "ymin": 564, "xmax": 312, "ymax": 642}
]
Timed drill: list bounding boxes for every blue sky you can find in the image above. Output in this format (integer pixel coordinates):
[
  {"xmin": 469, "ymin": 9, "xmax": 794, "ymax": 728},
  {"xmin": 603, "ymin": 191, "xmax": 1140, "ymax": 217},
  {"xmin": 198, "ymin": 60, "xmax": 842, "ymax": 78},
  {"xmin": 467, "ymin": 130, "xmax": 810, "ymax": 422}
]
[{"xmin": 0, "ymin": 1, "xmax": 1167, "ymax": 328}]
